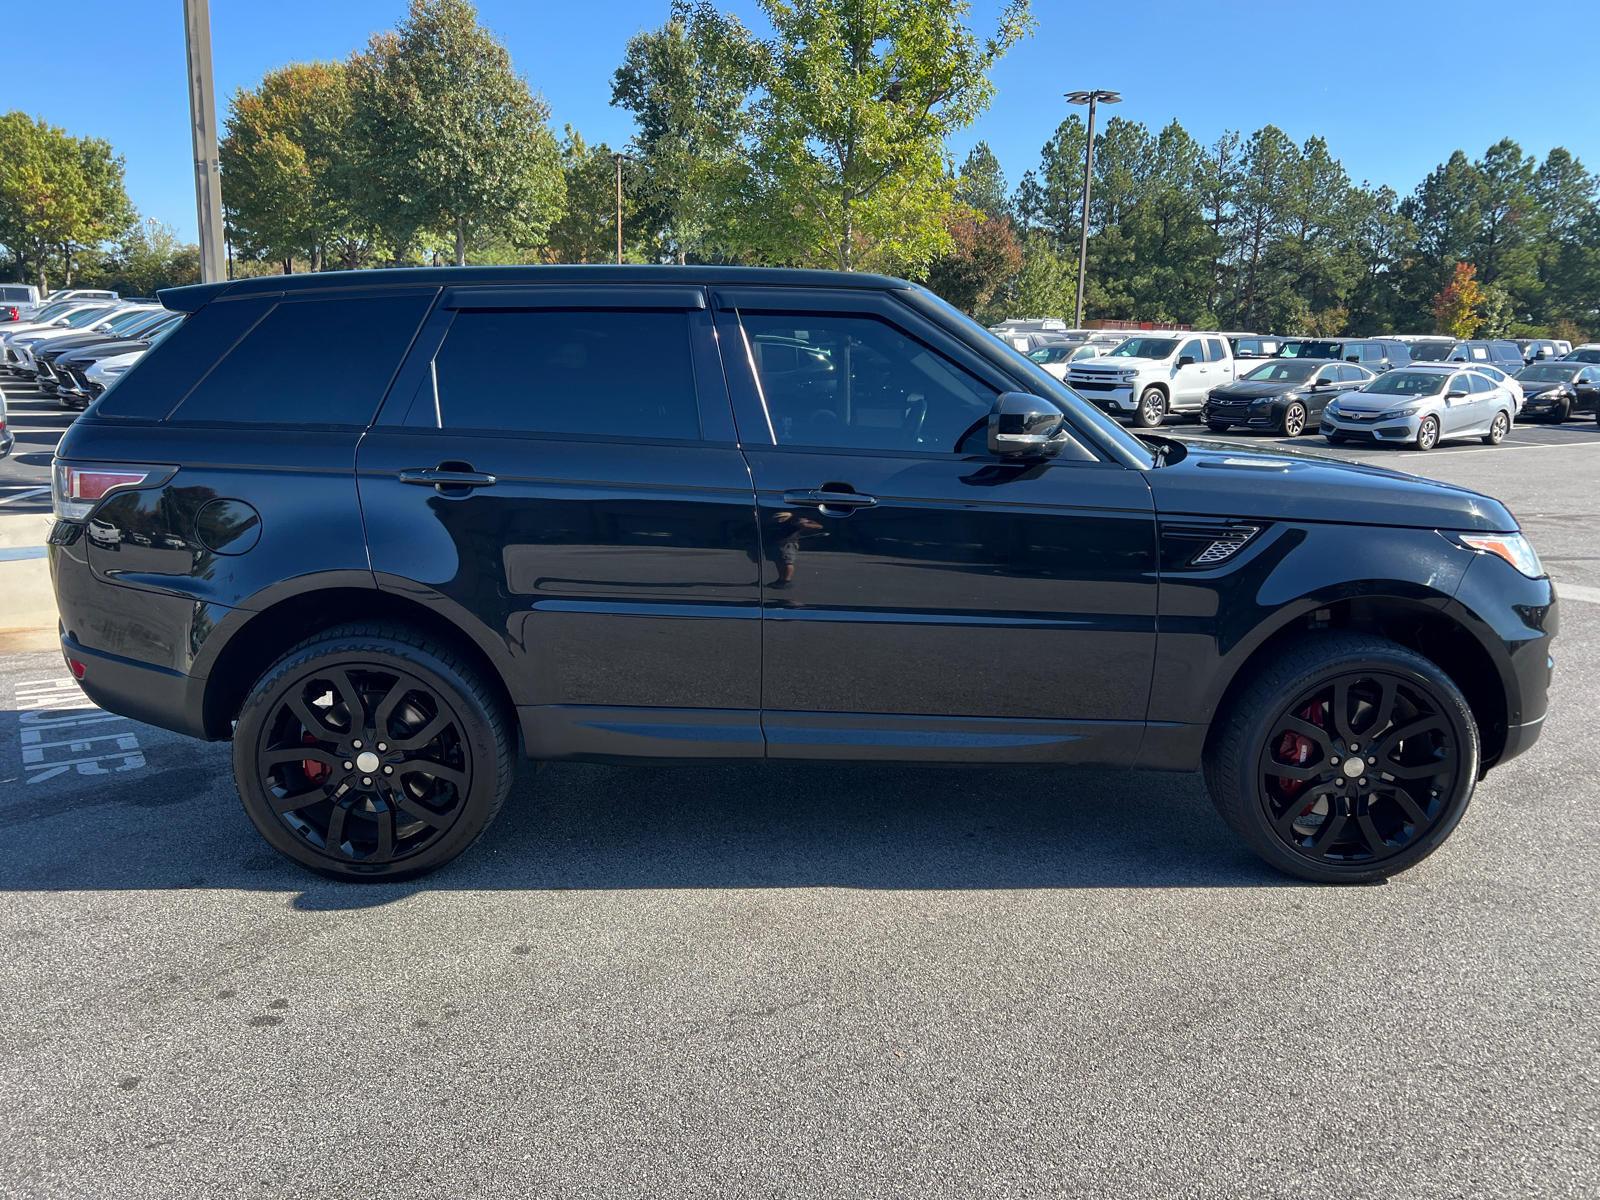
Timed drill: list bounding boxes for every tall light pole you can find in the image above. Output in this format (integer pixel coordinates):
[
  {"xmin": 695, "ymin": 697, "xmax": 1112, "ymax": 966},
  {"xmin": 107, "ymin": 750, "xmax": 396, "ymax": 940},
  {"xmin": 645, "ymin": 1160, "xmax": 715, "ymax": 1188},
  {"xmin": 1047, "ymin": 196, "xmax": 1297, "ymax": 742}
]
[
  {"xmin": 610, "ymin": 152, "xmax": 637, "ymax": 265},
  {"xmin": 1064, "ymin": 90, "xmax": 1121, "ymax": 330},
  {"xmin": 183, "ymin": 0, "xmax": 225, "ymax": 283}
]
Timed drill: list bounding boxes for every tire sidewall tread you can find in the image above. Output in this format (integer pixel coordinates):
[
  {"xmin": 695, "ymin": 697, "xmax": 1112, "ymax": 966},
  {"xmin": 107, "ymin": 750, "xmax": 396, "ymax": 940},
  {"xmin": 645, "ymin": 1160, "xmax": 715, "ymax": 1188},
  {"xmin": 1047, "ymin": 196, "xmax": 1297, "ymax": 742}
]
[
  {"xmin": 1203, "ymin": 632, "xmax": 1480, "ymax": 884},
  {"xmin": 231, "ymin": 621, "xmax": 515, "ymax": 883}
]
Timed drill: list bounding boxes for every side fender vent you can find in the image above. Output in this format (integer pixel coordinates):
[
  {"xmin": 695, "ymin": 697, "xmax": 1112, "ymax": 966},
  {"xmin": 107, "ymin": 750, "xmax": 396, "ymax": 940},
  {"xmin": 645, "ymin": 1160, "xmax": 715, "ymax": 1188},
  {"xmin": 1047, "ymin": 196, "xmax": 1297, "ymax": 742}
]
[{"xmin": 1161, "ymin": 521, "xmax": 1264, "ymax": 569}]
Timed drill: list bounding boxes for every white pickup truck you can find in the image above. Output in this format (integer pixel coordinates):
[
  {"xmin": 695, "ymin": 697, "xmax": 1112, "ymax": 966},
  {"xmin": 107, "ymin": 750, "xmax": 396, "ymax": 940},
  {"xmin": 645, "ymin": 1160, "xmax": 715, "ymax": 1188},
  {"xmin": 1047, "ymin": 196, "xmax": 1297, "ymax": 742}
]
[{"xmin": 1065, "ymin": 333, "xmax": 1240, "ymax": 427}]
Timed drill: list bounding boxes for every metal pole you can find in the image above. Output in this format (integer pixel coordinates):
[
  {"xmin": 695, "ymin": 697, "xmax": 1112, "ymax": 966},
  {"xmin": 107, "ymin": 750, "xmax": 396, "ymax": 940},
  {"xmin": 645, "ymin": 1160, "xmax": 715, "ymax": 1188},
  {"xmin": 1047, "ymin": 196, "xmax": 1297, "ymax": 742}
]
[
  {"xmin": 616, "ymin": 157, "xmax": 624, "ymax": 266},
  {"xmin": 183, "ymin": 0, "xmax": 225, "ymax": 284},
  {"xmin": 1075, "ymin": 94, "xmax": 1096, "ymax": 330}
]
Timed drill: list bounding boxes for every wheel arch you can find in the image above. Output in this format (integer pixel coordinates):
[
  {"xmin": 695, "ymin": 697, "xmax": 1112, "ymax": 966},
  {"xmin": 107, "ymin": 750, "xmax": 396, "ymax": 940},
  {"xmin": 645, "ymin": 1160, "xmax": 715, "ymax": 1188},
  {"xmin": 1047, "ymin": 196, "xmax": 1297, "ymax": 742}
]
[
  {"xmin": 1202, "ymin": 594, "xmax": 1509, "ymax": 769},
  {"xmin": 196, "ymin": 586, "xmax": 518, "ymax": 742}
]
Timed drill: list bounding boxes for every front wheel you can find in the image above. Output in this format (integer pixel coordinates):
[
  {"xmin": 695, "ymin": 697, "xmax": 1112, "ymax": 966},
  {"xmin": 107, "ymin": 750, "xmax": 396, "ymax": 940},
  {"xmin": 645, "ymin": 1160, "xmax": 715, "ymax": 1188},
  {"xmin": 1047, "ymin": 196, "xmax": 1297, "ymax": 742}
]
[
  {"xmin": 1550, "ymin": 400, "xmax": 1569, "ymax": 424},
  {"xmin": 1205, "ymin": 421, "xmax": 1231, "ymax": 434},
  {"xmin": 1280, "ymin": 401, "xmax": 1308, "ymax": 437},
  {"xmin": 232, "ymin": 622, "xmax": 515, "ymax": 882},
  {"xmin": 1132, "ymin": 387, "xmax": 1167, "ymax": 428},
  {"xmin": 1482, "ymin": 410, "xmax": 1510, "ymax": 445},
  {"xmin": 1203, "ymin": 634, "xmax": 1479, "ymax": 883},
  {"xmin": 1413, "ymin": 415, "xmax": 1440, "ymax": 451}
]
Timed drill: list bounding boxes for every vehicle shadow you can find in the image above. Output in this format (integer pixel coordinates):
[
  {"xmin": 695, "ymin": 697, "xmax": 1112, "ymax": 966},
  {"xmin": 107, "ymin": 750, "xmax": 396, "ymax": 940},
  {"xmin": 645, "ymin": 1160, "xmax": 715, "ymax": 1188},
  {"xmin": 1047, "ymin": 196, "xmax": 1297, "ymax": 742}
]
[{"xmin": 2, "ymin": 720, "xmax": 1312, "ymax": 903}]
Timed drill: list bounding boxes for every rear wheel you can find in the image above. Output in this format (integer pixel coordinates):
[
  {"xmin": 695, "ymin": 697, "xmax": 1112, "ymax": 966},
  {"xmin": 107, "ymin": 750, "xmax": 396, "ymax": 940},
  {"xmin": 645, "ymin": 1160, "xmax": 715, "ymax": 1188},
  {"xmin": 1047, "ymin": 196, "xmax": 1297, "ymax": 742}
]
[
  {"xmin": 1482, "ymin": 410, "xmax": 1510, "ymax": 445},
  {"xmin": 1203, "ymin": 634, "xmax": 1479, "ymax": 883},
  {"xmin": 1280, "ymin": 401, "xmax": 1308, "ymax": 437},
  {"xmin": 1413, "ymin": 415, "xmax": 1440, "ymax": 451},
  {"xmin": 1133, "ymin": 386, "xmax": 1167, "ymax": 428},
  {"xmin": 232, "ymin": 622, "xmax": 515, "ymax": 882}
]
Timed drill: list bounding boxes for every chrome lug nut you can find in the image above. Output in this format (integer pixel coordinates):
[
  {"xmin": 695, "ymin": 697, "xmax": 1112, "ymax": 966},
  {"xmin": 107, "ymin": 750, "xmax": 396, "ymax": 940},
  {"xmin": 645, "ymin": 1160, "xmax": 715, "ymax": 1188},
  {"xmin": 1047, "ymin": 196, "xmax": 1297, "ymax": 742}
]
[
  {"xmin": 343, "ymin": 761, "xmax": 354, "ymax": 770},
  {"xmin": 377, "ymin": 743, "xmax": 387, "ymax": 752},
  {"xmin": 383, "ymin": 766, "xmax": 393, "ymax": 775},
  {"xmin": 353, "ymin": 740, "xmax": 362, "ymax": 749},
  {"xmin": 362, "ymin": 776, "xmax": 372, "ymax": 786}
]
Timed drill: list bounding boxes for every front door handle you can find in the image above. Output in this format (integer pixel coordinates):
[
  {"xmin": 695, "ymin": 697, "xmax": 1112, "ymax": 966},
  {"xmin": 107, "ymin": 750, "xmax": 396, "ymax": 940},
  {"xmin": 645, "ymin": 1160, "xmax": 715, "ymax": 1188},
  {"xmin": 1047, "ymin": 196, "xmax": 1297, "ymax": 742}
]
[
  {"xmin": 399, "ymin": 468, "xmax": 497, "ymax": 490},
  {"xmin": 782, "ymin": 489, "xmax": 877, "ymax": 516}
]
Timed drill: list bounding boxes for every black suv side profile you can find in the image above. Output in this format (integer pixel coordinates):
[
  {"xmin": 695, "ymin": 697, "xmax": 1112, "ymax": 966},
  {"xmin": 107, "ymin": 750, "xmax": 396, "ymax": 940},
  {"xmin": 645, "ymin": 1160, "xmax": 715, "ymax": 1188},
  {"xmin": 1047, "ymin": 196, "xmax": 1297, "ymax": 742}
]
[
  {"xmin": 1277, "ymin": 338, "xmax": 1412, "ymax": 372},
  {"xmin": 49, "ymin": 267, "xmax": 1556, "ymax": 885}
]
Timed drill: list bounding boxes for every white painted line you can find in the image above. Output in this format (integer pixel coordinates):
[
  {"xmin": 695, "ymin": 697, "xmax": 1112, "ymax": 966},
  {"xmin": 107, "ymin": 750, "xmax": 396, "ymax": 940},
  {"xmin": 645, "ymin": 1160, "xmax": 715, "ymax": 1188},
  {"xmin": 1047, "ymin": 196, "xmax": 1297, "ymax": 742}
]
[
  {"xmin": 1557, "ymin": 583, "xmax": 1600, "ymax": 605},
  {"xmin": 0, "ymin": 486, "xmax": 49, "ymax": 505}
]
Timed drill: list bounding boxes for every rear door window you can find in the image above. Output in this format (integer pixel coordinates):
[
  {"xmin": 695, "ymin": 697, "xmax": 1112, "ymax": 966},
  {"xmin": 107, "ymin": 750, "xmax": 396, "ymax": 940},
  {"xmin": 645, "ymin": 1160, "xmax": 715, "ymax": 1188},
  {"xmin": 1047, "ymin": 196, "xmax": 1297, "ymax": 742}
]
[
  {"xmin": 1468, "ymin": 373, "xmax": 1493, "ymax": 393},
  {"xmin": 171, "ymin": 294, "xmax": 433, "ymax": 425},
  {"xmin": 1205, "ymin": 338, "xmax": 1227, "ymax": 362},
  {"xmin": 1337, "ymin": 364, "xmax": 1367, "ymax": 382},
  {"xmin": 431, "ymin": 309, "xmax": 701, "ymax": 439}
]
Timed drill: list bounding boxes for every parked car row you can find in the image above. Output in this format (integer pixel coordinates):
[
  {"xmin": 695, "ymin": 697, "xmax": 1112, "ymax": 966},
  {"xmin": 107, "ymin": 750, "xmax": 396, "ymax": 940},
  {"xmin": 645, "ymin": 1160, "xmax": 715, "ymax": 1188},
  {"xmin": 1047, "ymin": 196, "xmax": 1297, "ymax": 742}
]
[{"xmin": 1, "ymin": 297, "xmax": 179, "ymax": 410}]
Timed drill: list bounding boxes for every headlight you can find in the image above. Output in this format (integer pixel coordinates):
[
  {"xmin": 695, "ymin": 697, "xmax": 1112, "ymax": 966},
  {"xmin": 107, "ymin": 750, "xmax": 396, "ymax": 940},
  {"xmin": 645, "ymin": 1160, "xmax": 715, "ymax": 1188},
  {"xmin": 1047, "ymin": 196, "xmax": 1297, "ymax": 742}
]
[
  {"xmin": 1457, "ymin": 532, "xmax": 1544, "ymax": 579},
  {"xmin": 1379, "ymin": 405, "xmax": 1420, "ymax": 419},
  {"xmin": 1323, "ymin": 400, "xmax": 1341, "ymax": 415}
]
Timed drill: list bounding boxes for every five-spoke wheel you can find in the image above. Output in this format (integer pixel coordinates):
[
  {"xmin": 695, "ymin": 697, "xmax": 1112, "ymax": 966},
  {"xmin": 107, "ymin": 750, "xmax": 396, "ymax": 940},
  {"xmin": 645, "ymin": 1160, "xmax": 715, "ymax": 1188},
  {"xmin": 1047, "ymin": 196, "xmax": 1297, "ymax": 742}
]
[
  {"xmin": 233, "ymin": 624, "xmax": 514, "ymax": 881},
  {"xmin": 1204, "ymin": 634, "xmax": 1479, "ymax": 883}
]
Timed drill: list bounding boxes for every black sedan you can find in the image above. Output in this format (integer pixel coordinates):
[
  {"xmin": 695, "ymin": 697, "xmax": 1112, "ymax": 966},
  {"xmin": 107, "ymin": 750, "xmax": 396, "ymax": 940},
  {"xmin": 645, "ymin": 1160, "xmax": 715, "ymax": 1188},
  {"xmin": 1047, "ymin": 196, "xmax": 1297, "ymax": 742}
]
[
  {"xmin": 1202, "ymin": 360, "xmax": 1374, "ymax": 436},
  {"xmin": 1515, "ymin": 362, "xmax": 1600, "ymax": 421}
]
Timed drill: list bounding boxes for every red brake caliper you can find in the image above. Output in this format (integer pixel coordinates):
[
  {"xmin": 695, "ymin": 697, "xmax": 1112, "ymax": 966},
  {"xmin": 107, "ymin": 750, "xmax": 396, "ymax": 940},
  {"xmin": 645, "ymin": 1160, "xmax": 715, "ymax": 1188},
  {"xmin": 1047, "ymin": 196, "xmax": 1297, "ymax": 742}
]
[
  {"xmin": 1276, "ymin": 700, "xmax": 1327, "ymax": 799},
  {"xmin": 301, "ymin": 730, "xmax": 331, "ymax": 786}
]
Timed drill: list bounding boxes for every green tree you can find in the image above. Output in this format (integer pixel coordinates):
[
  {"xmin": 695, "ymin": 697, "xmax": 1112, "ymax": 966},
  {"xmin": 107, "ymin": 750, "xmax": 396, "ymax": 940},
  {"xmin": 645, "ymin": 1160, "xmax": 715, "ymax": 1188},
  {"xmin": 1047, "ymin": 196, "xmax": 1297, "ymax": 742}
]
[
  {"xmin": 545, "ymin": 127, "xmax": 645, "ymax": 263},
  {"xmin": 954, "ymin": 141, "xmax": 1010, "ymax": 219},
  {"xmin": 981, "ymin": 231, "xmax": 1076, "ymax": 323},
  {"xmin": 611, "ymin": 6, "xmax": 750, "ymax": 263},
  {"xmin": 348, "ymin": 0, "xmax": 565, "ymax": 265},
  {"xmin": 696, "ymin": 0, "xmax": 1034, "ymax": 274},
  {"xmin": 91, "ymin": 219, "xmax": 201, "ymax": 296}
]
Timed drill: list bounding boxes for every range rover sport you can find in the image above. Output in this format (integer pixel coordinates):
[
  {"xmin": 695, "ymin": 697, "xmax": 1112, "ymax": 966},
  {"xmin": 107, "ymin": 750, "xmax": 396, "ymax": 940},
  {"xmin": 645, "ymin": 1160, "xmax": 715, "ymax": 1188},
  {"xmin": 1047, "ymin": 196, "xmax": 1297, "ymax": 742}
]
[{"xmin": 48, "ymin": 267, "xmax": 1557, "ymax": 884}]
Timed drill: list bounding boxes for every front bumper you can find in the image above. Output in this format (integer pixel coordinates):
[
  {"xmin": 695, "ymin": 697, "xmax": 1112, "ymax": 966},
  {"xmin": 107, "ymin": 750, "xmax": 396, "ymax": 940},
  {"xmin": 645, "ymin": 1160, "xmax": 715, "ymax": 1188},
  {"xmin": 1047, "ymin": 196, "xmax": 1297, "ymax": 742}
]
[
  {"xmin": 1202, "ymin": 396, "xmax": 1278, "ymax": 427},
  {"xmin": 1071, "ymin": 380, "xmax": 1136, "ymax": 414},
  {"xmin": 1320, "ymin": 410, "xmax": 1419, "ymax": 442}
]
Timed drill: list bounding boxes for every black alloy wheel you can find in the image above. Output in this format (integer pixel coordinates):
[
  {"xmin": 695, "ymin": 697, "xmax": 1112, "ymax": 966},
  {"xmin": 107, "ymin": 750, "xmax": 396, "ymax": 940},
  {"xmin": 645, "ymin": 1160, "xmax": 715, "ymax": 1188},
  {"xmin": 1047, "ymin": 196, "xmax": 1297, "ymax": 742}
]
[
  {"xmin": 1280, "ymin": 401, "xmax": 1308, "ymax": 437},
  {"xmin": 1134, "ymin": 386, "xmax": 1167, "ymax": 428},
  {"xmin": 233, "ymin": 623, "xmax": 514, "ymax": 881},
  {"xmin": 1204, "ymin": 634, "xmax": 1478, "ymax": 883},
  {"xmin": 1483, "ymin": 411, "xmax": 1510, "ymax": 445},
  {"xmin": 1414, "ymin": 415, "xmax": 1440, "ymax": 451}
]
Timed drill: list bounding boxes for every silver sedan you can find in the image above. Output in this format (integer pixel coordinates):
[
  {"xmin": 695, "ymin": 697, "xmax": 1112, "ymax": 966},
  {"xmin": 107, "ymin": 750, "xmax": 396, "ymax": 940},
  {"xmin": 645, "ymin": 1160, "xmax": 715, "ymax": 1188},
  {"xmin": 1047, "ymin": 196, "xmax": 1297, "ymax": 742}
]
[{"xmin": 1319, "ymin": 365, "xmax": 1516, "ymax": 451}]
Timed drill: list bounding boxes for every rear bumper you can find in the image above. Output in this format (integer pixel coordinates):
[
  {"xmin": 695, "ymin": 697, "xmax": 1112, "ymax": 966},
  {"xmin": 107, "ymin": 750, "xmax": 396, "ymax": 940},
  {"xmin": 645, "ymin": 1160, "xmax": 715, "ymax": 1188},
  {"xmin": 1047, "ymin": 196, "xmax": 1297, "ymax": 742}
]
[{"xmin": 60, "ymin": 631, "xmax": 209, "ymax": 740}]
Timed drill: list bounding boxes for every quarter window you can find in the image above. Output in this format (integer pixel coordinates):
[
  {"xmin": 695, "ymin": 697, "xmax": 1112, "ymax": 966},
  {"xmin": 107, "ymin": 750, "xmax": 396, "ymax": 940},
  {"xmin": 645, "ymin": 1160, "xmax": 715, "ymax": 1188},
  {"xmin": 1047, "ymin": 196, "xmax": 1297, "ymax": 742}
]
[
  {"xmin": 737, "ymin": 312, "xmax": 999, "ymax": 453},
  {"xmin": 172, "ymin": 295, "xmax": 433, "ymax": 425},
  {"xmin": 432, "ymin": 310, "xmax": 701, "ymax": 439}
]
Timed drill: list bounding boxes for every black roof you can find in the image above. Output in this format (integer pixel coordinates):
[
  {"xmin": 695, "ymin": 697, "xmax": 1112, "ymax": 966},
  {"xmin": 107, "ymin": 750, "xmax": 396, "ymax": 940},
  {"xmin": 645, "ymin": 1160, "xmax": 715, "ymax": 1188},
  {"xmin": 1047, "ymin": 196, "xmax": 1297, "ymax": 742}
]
[{"xmin": 159, "ymin": 265, "xmax": 914, "ymax": 313}]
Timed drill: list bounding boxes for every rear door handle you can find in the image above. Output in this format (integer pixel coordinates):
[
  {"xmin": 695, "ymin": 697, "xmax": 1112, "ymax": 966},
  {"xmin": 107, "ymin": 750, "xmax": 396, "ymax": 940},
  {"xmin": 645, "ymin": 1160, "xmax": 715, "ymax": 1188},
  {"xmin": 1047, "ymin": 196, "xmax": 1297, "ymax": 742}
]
[
  {"xmin": 399, "ymin": 468, "xmax": 497, "ymax": 489},
  {"xmin": 782, "ymin": 489, "xmax": 877, "ymax": 514}
]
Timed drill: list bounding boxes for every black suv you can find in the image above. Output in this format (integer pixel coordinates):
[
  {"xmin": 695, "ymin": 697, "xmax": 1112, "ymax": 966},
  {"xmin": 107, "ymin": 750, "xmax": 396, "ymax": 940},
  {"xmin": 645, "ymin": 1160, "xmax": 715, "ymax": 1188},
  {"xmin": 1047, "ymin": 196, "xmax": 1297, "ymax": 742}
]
[
  {"xmin": 1409, "ymin": 339, "xmax": 1526, "ymax": 370},
  {"xmin": 49, "ymin": 267, "xmax": 1556, "ymax": 885},
  {"xmin": 1277, "ymin": 338, "xmax": 1412, "ymax": 372}
]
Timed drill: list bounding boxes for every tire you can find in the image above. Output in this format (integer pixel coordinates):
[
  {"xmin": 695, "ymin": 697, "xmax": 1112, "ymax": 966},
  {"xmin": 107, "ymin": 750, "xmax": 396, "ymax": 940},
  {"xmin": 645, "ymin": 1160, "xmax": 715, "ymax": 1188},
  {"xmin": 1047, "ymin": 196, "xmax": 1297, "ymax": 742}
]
[
  {"xmin": 1550, "ymin": 401, "xmax": 1569, "ymax": 424},
  {"xmin": 1413, "ymin": 415, "xmax": 1440, "ymax": 451},
  {"xmin": 1132, "ymin": 386, "xmax": 1167, "ymax": 428},
  {"xmin": 1203, "ymin": 633, "xmax": 1480, "ymax": 884},
  {"xmin": 232, "ymin": 622, "xmax": 515, "ymax": 882},
  {"xmin": 1482, "ymin": 410, "xmax": 1510, "ymax": 445},
  {"xmin": 1280, "ymin": 401, "xmax": 1308, "ymax": 437},
  {"xmin": 1325, "ymin": 434, "xmax": 1347, "ymax": 445},
  {"xmin": 1205, "ymin": 422, "xmax": 1231, "ymax": 434}
]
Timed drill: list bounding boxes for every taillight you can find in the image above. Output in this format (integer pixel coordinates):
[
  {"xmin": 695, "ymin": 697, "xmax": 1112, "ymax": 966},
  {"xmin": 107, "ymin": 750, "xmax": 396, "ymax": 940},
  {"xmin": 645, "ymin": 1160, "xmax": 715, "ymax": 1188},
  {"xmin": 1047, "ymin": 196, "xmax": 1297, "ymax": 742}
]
[
  {"xmin": 52, "ymin": 460, "xmax": 172, "ymax": 520},
  {"xmin": 2, "ymin": 307, "xmax": 16, "ymax": 321}
]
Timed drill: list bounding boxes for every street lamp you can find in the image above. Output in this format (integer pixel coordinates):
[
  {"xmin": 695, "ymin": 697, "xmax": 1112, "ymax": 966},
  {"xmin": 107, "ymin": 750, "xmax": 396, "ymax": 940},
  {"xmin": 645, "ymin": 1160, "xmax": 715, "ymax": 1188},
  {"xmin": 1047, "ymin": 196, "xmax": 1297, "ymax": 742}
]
[
  {"xmin": 1063, "ymin": 90, "xmax": 1121, "ymax": 330},
  {"xmin": 610, "ymin": 152, "xmax": 638, "ymax": 266}
]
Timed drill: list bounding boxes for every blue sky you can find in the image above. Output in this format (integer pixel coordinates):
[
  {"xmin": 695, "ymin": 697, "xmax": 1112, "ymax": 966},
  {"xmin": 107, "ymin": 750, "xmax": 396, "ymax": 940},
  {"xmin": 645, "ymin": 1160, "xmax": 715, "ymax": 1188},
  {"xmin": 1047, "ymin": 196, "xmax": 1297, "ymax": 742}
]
[{"xmin": 4, "ymin": 0, "xmax": 1597, "ymax": 242}]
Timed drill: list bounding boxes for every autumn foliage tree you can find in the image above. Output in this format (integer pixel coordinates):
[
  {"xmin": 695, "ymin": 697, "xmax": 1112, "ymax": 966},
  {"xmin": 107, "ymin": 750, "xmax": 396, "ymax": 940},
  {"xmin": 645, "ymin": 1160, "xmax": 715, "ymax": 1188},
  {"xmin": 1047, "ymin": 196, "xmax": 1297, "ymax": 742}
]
[
  {"xmin": 1432, "ymin": 261, "xmax": 1484, "ymax": 338},
  {"xmin": 924, "ymin": 207, "xmax": 1022, "ymax": 315}
]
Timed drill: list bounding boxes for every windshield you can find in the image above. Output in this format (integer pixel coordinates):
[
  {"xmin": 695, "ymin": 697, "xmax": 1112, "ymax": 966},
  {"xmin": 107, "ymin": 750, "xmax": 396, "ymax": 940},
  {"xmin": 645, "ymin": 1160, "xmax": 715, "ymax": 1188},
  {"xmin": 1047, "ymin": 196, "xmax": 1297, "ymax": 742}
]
[
  {"xmin": 28, "ymin": 303, "xmax": 77, "ymax": 323},
  {"xmin": 1362, "ymin": 371, "xmax": 1448, "ymax": 397},
  {"xmin": 1278, "ymin": 341, "xmax": 1343, "ymax": 359},
  {"xmin": 98, "ymin": 308, "xmax": 156, "ymax": 332},
  {"xmin": 1107, "ymin": 337, "xmax": 1178, "ymax": 359},
  {"xmin": 1407, "ymin": 341, "xmax": 1458, "ymax": 361},
  {"xmin": 63, "ymin": 307, "xmax": 114, "ymax": 328},
  {"xmin": 114, "ymin": 310, "xmax": 172, "ymax": 337},
  {"xmin": 1518, "ymin": 364, "xmax": 1579, "ymax": 382},
  {"xmin": 1244, "ymin": 361, "xmax": 1319, "ymax": 383},
  {"xmin": 1028, "ymin": 346, "xmax": 1074, "ymax": 364}
]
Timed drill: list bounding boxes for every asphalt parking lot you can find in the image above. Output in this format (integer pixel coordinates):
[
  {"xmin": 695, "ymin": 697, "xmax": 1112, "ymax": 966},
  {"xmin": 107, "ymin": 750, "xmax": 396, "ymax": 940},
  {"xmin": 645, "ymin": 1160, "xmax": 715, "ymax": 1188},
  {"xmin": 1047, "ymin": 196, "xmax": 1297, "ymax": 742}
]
[{"xmin": 2, "ymin": 380, "xmax": 1598, "ymax": 1198}]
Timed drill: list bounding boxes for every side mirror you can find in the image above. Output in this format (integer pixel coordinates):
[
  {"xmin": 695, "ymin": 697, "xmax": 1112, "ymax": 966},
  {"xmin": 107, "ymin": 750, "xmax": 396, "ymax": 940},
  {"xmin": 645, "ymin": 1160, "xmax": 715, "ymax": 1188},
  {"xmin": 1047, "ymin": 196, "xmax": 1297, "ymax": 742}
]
[
  {"xmin": 1177, "ymin": 355, "xmax": 1196, "ymax": 367},
  {"xmin": 988, "ymin": 392, "xmax": 1069, "ymax": 459},
  {"xmin": 52, "ymin": 317, "xmax": 70, "ymax": 326},
  {"xmin": 1446, "ymin": 389, "xmax": 1467, "ymax": 399}
]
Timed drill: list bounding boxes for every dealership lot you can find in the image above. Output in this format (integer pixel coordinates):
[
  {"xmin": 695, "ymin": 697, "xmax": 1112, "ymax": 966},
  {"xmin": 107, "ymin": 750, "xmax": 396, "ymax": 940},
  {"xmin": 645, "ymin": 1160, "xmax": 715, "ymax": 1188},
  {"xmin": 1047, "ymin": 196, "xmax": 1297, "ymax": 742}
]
[{"xmin": 1, "ymin": 381, "xmax": 1597, "ymax": 1197}]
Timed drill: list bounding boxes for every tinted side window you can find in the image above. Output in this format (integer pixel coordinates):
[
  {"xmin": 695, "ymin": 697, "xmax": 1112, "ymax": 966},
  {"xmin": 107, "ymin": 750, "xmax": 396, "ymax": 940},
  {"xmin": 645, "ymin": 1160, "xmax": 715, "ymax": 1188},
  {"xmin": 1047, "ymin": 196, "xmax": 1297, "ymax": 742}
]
[
  {"xmin": 738, "ymin": 312, "xmax": 999, "ymax": 453},
  {"xmin": 1178, "ymin": 339, "xmax": 1203, "ymax": 362},
  {"xmin": 434, "ymin": 309, "xmax": 700, "ymax": 439},
  {"xmin": 1337, "ymin": 364, "xmax": 1365, "ymax": 382},
  {"xmin": 1468, "ymin": 373, "xmax": 1493, "ymax": 393},
  {"xmin": 95, "ymin": 298, "xmax": 274, "ymax": 419},
  {"xmin": 1205, "ymin": 338, "xmax": 1227, "ymax": 362},
  {"xmin": 172, "ymin": 295, "xmax": 432, "ymax": 425}
]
